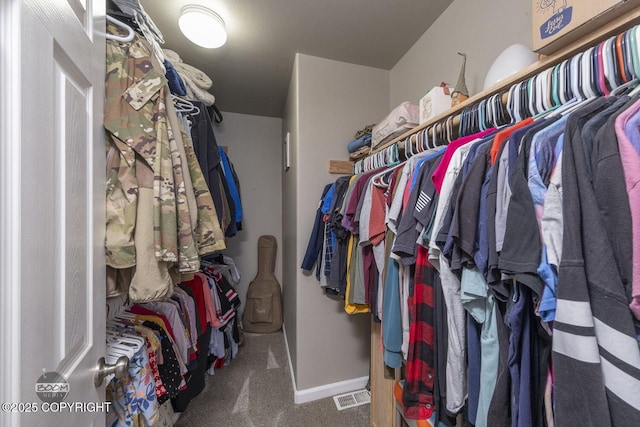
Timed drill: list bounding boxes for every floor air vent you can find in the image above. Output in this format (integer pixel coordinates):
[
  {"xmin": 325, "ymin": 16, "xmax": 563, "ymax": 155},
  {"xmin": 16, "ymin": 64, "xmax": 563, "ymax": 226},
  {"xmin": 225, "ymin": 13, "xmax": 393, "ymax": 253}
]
[{"xmin": 332, "ymin": 389, "xmax": 371, "ymax": 410}]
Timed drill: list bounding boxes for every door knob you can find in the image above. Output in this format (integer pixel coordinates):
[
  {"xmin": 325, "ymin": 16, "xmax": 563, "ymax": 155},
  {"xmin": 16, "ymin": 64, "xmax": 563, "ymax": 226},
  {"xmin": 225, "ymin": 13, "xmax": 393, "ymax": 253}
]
[{"xmin": 94, "ymin": 356, "xmax": 129, "ymax": 387}]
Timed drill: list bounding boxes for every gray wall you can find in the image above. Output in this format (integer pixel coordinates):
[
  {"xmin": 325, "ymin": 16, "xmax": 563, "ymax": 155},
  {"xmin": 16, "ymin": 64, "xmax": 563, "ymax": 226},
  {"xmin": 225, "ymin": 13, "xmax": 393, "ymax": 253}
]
[
  {"xmin": 214, "ymin": 112, "xmax": 283, "ymax": 319},
  {"xmin": 283, "ymin": 53, "xmax": 389, "ymax": 391},
  {"xmin": 390, "ymin": 0, "xmax": 532, "ymax": 107},
  {"xmin": 282, "ymin": 57, "xmax": 300, "ymax": 376}
]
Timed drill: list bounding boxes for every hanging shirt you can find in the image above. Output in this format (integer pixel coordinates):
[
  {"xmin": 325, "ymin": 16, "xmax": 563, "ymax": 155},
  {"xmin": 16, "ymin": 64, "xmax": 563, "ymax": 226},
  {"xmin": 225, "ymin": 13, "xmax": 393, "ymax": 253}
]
[
  {"xmin": 344, "ymin": 232, "xmax": 370, "ymax": 314},
  {"xmin": 172, "ymin": 287, "xmax": 199, "ymax": 350},
  {"xmin": 499, "ymin": 124, "xmax": 546, "ymax": 296},
  {"xmin": 429, "ymin": 141, "xmax": 474, "ymax": 269},
  {"xmin": 432, "ymin": 129, "xmax": 496, "ymax": 193},
  {"xmin": 616, "ymin": 98, "xmax": 640, "ymax": 319},
  {"xmin": 141, "ymin": 321, "xmax": 186, "ymax": 400},
  {"xmin": 553, "ymin": 98, "xmax": 640, "ymax": 427},
  {"xmin": 106, "ymin": 347, "xmax": 160, "ymax": 427},
  {"xmin": 178, "ymin": 282, "xmax": 207, "ymax": 333},
  {"xmin": 105, "ymin": 25, "xmax": 182, "ymax": 266},
  {"xmin": 388, "ymin": 151, "xmax": 435, "ymax": 234},
  {"xmin": 442, "ymin": 135, "xmax": 493, "ymax": 272},
  {"xmin": 180, "ymin": 125, "xmax": 226, "ymax": 254},
  {"xmin": 485, "ymin": 137, "xmax": 509, "ymax": 291},
  {"xmin": 393, "ymin": 153, "xmax": 442, "ymax": 265},
  {"xmin": 506, "ymin": 285, "xmax": 538, "ymax": 427},
  {"xmin": 591, "ymin": 96, "xmax": 634, "ymax": 304},
  {"xmin": 301, "ymin": 183, "xmax": 333, "ymax": 273},
  {"xmin": 402, "ymin": 246, "xmax": 438, "ymax": 421},
  {"xmin": 527, "ymin": 116, "xmax": 567, "ymax": 225},
  {"xmin": 449, "ymin": 139, "xmax": 493, "ymax": 272},
  {"xmin": 218, "ymin": 147, "xmax": 243, "ymax": 227},
  {"xmin": 327, "ymin": 176, "xmax": 354, "ymax": 296},
  {"xmin": 490, "ymin": 119, "xmax": 534, "ymax": 164},
  {"xmin": 538, "ymin": 141, "xmax": 563, "ymax": 322},
  {"xmin": 343, "ymin": 170, "xmax": 379, "ymax": 306},
  {"xmin": 321, "ymin": 183, "xmax": 337, "ymax": 279},
  {"xmin": 383, "ymin": 235, "xmax": 403, "ymax": 368},
  {"xmin": 369, "ymin": 176, "xmax": 388, "ymax": 246},
  {"xmin": 428, "ymin": 140, "xmax": 474, "ymax": 414},
  {"xmin": 142, "ymin": 301, "xmax": 192, "ymax": 368},
  {"xmin": 523, "ymin": 118, "xmax": 568, "ymax": 322},
  {"xmin": 189, "ymin": 101, "xmax": 222, "ymax": 209},
  {"xmin": 495, "ymin": 119, "xmax": 558, "ymax": 254},
  {"xmin": 461, "ymin": 266, "xmax": 498, "ymax": 427},
  {"xmin": 357, "ymin": 175, "xmax": 379, "ymax": 306}
]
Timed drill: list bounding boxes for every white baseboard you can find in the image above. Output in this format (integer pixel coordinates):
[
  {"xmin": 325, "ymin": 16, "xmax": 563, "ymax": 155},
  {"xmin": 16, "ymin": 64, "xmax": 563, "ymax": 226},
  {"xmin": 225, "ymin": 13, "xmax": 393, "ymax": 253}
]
[
  {"xmin": 282, "ymin": 324, "xmax": 369, "ymax": 405},
  {"xmin": 282, "ymin": 324, "xmax": 299, "ymax": 400}
]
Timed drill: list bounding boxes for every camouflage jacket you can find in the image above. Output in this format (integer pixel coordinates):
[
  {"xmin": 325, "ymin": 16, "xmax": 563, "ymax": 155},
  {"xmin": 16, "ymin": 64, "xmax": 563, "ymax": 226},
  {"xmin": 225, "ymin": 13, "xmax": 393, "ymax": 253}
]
[
  {"xmin": 105, "ymin": 23, "xmax": 225, "ymax": 271},
  {"xmin": 180, "ymin": 128, "xmax": 226, "ymax": 254},
  {"xmin": 105, "ymin": 133, "xmax": 137, "ymax": 268},
  {"xmin": 105, "ymin": 24, "xmax": 183, "ymax": 269}
]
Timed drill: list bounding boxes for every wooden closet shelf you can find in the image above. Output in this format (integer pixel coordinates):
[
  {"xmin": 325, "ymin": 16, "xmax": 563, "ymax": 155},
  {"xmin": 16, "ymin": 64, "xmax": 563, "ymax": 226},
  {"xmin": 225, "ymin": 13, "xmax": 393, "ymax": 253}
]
[{"xmin": 329, "ymin": 160, "xmax": 354, "ymax": 174}]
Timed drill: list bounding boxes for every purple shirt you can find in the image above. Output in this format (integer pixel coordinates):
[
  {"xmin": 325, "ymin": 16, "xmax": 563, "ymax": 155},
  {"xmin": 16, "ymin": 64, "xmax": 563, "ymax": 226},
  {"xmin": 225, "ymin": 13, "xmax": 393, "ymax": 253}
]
[{"xmin": 341, "ymin": 169, "xmax": 378, "ymax": 233}]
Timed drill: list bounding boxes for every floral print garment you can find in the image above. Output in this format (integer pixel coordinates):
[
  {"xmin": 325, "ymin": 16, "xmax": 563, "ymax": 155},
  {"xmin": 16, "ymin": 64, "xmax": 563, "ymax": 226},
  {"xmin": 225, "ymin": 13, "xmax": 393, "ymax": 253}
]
[{"xmin": 106, "ymin": 347, "xmax": 160, "ymax": 427}]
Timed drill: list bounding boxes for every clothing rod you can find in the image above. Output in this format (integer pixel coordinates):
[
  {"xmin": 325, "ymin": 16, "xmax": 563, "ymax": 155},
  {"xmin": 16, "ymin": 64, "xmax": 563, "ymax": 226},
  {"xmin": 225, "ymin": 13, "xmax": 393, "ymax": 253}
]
[
  {"xmin": 361, "ymin": 9, "xmax": 640, "ymax": 161},
  {"xmin": 395, "ymin": 92, "xmax": 510, "ymax": 151}
]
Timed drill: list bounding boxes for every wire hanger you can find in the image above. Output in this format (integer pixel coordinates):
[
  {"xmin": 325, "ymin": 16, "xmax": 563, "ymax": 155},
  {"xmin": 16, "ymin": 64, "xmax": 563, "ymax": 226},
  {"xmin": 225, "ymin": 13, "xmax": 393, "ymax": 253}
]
[
  {"xmin": 478, "ymin": 99, "xmax": 487, "ymax": 131},
  {"xmin": 405, "ymin": 135, "xmax": 415, "ymax": 158},
  {"xmin": 551, "ymin": 64, "xmax": 561, "ymax": 107},
  {"xmin": 410, "ymin": 133, "xmax": 419, "ymax": 154},
  {"xmin": 539, "ymin": 69, "xmax": 549, "ymax": 111},
  {"xmin": 445, "ymin": 116, "xmax": 454, "ymax": 142},
  {"xmin": 581, "ymin": 47, "xmax": 596, "ymax": 98},
  {"xmin": 568, "ymin": 54, "xmax": 583, "ymax": 100},
  {"xmin": 616, "ymin": 33, "xmax": 630, "ymax": 83},
  {"xmin": 603, "ymin": 38, "xmax": 618, "ymax": 92},
  {"xmin": 583, "ymin": 48, "xmax": 594, "ymax": 97},
  {"xmin": 528, "ymin": 77, "xmax": 537, "ymax": 117},
  {"xmin": 591, "ymin": 44, "xmax": 599, "ymax": 95},
  {"xmin": 624, "ymin": 30, "xmax": 635, "ymax": 79},
  {"xmin": 513, "ymin": 82, "xmax": 523, "ymax": 122},
  {"xmin": 534, "ymin": 75, "xmax": 544, "ymax": 114},
  {"xmin": 557, "ymin": 60, "xmax": 569, "ymax": 104},
  {"xmin": 506, "ymin": 84, "xmax": 517, "ymax": 124},
  {"xmin": 596, "ymin": 42, "xmax": 611, "ymax": 96},
  {"xmin": 493, "ymin": 96, "xmax": 502, "ymax": 126},
  {"xmin": 430, "ymin": 121, "xmax": 439, "ymax": 149},
  {"xmin": 420, "ymin": 128, "xmax": 428, "ymax": 151},
  {"xmin": 631, "ymin": 27, "xmax": 640, "ymax": 79},
  {"xmin": 521, "ymin": 81, "xmax": 530, "ymax": 119},
  {"xmin": 172, "ymin": 95, "xmax": 201, "ymax": 115}
]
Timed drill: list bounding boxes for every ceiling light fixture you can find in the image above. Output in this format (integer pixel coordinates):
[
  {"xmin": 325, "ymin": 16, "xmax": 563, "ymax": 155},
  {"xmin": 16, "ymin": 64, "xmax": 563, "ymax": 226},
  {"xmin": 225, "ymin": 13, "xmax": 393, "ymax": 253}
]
[{"xmin": 179, "ymin": 5, "xmax": 227, "ymax": 49}]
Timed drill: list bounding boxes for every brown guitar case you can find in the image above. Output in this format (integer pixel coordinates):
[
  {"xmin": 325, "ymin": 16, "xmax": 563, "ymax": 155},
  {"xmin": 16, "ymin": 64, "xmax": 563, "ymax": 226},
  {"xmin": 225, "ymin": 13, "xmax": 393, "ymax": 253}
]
[{"xmin": 242, "ymin": 235, "xmax": 283, "ymax": 333}]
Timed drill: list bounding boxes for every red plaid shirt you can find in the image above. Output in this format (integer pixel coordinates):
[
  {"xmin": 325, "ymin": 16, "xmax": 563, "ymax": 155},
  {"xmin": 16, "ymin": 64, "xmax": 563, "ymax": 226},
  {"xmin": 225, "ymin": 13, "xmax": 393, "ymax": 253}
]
[{"xmin": 403, "ymin": 245, "xmax": 436, "ymax": 419}]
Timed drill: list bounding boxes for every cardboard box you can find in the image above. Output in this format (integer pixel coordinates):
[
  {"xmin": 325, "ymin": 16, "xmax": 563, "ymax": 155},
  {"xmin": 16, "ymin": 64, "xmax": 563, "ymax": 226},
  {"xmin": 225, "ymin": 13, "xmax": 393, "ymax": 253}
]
[
  {"xmin": 532, "ymin": 0, "xmax": 640, "ymax": 54},
  {"xmin": 419, "ymin": 84, "xmax": 451, "ymax": 125}
]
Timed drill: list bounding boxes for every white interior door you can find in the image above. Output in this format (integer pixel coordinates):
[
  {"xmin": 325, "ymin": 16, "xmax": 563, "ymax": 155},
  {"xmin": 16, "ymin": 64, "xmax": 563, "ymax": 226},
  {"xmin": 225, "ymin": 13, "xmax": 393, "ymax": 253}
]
[{"xmin": 0, "ymin": 0, "xmax": 106, "ymax": 426}]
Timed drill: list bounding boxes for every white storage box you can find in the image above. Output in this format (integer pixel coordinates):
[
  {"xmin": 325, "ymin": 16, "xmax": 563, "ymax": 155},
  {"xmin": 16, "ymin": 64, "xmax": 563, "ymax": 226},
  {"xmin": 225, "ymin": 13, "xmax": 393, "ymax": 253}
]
[{"xmin": 419, "ymin": 83, "xmax": 451, "ymax": 124}]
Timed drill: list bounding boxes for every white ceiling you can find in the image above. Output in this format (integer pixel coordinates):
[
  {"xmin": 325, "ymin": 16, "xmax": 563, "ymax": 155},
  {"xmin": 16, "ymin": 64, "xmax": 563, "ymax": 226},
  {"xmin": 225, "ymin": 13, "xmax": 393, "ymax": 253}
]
[{"xmin": 137, "ymin": 0, "xmax": 453, "ymax": 118}]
